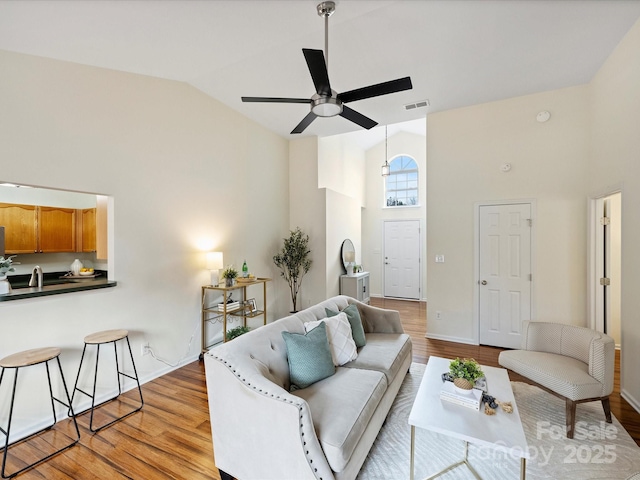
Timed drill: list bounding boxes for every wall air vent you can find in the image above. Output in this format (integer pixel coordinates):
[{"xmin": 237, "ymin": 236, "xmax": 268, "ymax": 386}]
[{"xmin": 404, "ymin": 99, "xmax": 430, "ymax": 111}]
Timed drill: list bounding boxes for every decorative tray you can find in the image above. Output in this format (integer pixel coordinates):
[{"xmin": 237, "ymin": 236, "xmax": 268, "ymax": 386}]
[{"xmin": 60, "ymin": 273, "xmax": 102, "ymax": 279}]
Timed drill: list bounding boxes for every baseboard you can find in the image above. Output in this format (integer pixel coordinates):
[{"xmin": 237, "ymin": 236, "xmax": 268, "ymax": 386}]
[
  {"xmin": 425, "ymin": 332, "xmax": 478, "ymax": 346},
  {"xmin": 621, "ymin": 388, "xmax": 640, "ymax": 415}
]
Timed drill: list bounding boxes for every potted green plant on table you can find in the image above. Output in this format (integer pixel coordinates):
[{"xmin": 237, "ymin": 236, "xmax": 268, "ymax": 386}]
[
  {"xmin": 222, "ymin": 266, "xmax": 238, "ymax": 287},
  {"xmin": 273, "ymin": 227, "xmax": 312, "ymax": 313},
  {"xmin": 449, "ymin": 357, "xmax": 484, "ymax": 393},
  {"xmin": 226, "ymin": 325, "xmax": 251, "ymax": 341}
]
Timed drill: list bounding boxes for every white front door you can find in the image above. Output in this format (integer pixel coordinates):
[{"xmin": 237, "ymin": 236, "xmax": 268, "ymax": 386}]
[
  {"xmin": 478, "ymin": 204, "xmax": 532, "ymax": 348},
  {"xmin": 383, "ymin": 220, "xmax": 420, "ymax": 299}
]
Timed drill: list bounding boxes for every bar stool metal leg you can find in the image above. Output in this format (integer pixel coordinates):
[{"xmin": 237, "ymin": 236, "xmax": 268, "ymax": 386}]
[
  {"xmin": 0, "ymin": 348, "xmax": 80, "ymax": 479},
  {"xmin": 70, "ymin": 330, "xmax": 143, "ymax": 432}
]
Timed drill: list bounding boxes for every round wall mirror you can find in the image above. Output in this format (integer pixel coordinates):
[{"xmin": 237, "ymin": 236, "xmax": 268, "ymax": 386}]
[{"xmin": 341, "ymin": 239, "xmax": 355, "ymax": 274}]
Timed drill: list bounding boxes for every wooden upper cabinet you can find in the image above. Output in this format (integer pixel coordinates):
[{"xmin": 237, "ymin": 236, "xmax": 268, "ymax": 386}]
[
  {"xmin": 38, "ymin": 206, "xmax": 76, "ymax": 253},
  {"xmin": 0, "ymin": 203, "xmax": 38, "ymax": 253},
  {"xmin": 79, "ymin": 208, "xmax": 97, "ymax": 253},
  {"xmin": 1, "ymin": 202, "xmax": 104, "ymax": 255}
]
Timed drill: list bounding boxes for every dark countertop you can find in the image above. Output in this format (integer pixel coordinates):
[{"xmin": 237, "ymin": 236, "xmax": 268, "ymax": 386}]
[{"xmin": 0, "ymin": 270, "xmax": 117, "ymax": 302}]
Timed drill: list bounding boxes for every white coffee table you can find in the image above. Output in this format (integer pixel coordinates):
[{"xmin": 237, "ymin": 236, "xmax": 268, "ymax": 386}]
[{"xmin": 408, "ymin": 356, "xmax": 529, "ymax": 480}]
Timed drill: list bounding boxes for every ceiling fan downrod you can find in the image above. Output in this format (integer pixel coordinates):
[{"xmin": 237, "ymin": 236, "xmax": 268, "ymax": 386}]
[{"xmin": 317, "ymin": 1, "xmax": 335, "ymax": 75}]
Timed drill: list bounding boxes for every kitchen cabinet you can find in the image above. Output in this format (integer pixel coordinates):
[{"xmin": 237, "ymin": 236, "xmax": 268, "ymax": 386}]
[
  {"xmin": 340, "ymin": 272, "xmax": 370, "ymax": 304},
  {"xmin": 0, "ymin": 203, "xmax": 37, "ymax": 254},
  {"xmin": 201, "ymin": 278, "xmax": 270, "ymax": 356},
  {"xmin": 0, "ymin": 202, "xmax": 76, "ymax": 253},
  {"xmin": 38, "ymin": 206, "xmax": 76, "ymax": 253},
  {"xmin": 79, "ymin": 208, "xmax": 96, "ymax": 253}
]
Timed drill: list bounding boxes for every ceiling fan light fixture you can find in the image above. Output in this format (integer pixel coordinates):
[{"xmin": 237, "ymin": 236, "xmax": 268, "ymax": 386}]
[{"xmin": 311, "ymin": 96, "xmax": 342, "ymax": 117}]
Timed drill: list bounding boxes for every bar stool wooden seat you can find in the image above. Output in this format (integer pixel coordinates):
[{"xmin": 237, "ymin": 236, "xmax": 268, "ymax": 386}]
[
  {"xmin": 0, "ymin": 347, "xmax": 80, "ymax": 479},
  {"xmin": 69, "ymin": 329, "xmax": 143, "ymax": 432}
]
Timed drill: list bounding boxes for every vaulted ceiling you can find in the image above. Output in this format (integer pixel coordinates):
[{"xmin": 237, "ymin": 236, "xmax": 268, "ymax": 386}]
[{"xmin": 1, "ymin": 0, "xmax": 639, "ymax": 139}]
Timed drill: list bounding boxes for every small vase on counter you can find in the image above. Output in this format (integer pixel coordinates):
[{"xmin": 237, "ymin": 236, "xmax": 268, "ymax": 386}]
[{"xmin": 71, "ymin": 259, "xmax": 83, "ymax": 276}]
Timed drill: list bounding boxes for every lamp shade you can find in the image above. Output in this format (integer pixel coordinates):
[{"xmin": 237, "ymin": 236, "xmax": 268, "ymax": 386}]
[
  {"xmin": 206, "ymin": 251, "xmax": 224, "ymax": 270},
  {"xmin": 344, "ymin": 251, "xmax": 355, "ymax": 263}
]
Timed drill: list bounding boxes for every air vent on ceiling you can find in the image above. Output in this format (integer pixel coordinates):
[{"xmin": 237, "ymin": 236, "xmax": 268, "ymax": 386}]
[{"xmin": 404, "ymin": 99, "xmax": 430, "ymax": 111}]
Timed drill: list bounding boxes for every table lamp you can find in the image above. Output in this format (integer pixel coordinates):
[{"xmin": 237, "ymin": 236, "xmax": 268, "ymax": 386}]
[
  {"xmin": 344, "ymin": 250, "xmax": 355, "ymax": 275},
  {"xmin": 206, "ymin": 252, "xmax": 224, "ymax": 286}
]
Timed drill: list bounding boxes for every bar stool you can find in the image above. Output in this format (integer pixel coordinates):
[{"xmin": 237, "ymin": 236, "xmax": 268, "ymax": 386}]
[
  {"xmin": 69, "ymin": 329, "xmax": 143, "ymax": 432},
  {"xmin": 0, "ymin": 347, "xmax": 80, "ymax": 479}
]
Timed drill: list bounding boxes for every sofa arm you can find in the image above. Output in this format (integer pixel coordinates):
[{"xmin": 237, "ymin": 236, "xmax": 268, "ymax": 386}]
[
  {"xmin": 589, "ymin": 335, "xmax": 615, "ymax": 396},
  {"xmin": 348, "ymin": 299, "xmax": 405, "ymax": 334},
  {"xmin": 204, "ymin": 353, "xmax": 334, "ymax": 480}
]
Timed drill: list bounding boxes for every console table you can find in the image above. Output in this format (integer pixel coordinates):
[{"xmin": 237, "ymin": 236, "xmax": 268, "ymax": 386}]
[{"xmin": 340, "ymin": 271, "xmax": 370, "ymax": 304}]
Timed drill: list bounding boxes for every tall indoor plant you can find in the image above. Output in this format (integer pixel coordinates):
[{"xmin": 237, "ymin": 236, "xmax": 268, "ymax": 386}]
[{"xmin": 273, "ymin": 227, "xmax": 312, "ymax": 312}]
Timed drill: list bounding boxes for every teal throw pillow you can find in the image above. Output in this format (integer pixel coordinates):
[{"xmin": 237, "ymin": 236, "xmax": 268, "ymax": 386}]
[
  {"xmin": 282, "ymin": 322, "xmax": 335, "ymax": 390},
  {"xmin": 326, "ymin": 304, "xmax": 366, "ymax": 348}
]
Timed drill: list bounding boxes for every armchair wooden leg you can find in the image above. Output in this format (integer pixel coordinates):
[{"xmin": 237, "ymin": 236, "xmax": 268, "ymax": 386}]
[
  {"xmin": 566, "ymin": 398, "xmax": 577, "ymax": 439},
  {"xmin": 601, "ymin": 397, "xmax": 612, "ymax": 423}
]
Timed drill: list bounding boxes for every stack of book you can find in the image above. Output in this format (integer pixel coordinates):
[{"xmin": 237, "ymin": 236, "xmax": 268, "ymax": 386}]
[
  {"xmin": 440, "ymin": 381, "xmax": 482, "ymax": 411},
  {"xmin": 218, "ymin": 301, "xmax": 240, "ymax": 312}
]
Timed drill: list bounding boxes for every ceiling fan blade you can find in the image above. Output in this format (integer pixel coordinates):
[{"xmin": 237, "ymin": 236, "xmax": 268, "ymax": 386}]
[
  {"xmin": 242, "ymin": 97, "xmax": 311, "ymax": 104},
  {"xmin": 303, "ymin": 49, "xmax": 331, "ymax": 96},
  {"xmin": 338, "ymin": 77, "xmax": 413, "ymax": 104},
  {"xmin": 340, "ymin": 106, "xmax": 377, "ymax": 130},
  {"xmin": 291, "ymin": 111, "xmax": 317, "ymax": 134}
]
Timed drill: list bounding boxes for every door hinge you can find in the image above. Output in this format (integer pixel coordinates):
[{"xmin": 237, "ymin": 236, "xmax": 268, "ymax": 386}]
[
  {"xmin": 600, "ymin": 216, "xmax": 610, "ymax": 226},
  {"xmin": 529, "ymin": 273, "xmax": 532, "ymax": 281},
  {"xmin": 600, "ymin": 277, "xmax": 611, "ymax": 286},
  {"xmin": 527, "ymin": 219, "xmax": 532, "ymax": 227}
]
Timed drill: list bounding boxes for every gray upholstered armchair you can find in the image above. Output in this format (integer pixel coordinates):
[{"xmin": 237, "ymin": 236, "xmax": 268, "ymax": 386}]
[{"xmin": 499, "ymin": 321, "xmax": 615, "ymax": 439}]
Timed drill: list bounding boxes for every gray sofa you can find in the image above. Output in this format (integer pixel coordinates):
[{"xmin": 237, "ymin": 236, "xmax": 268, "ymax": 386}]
[{"xmin": 204, "ymin": 295, "xmax": 412, "ymax": 480}]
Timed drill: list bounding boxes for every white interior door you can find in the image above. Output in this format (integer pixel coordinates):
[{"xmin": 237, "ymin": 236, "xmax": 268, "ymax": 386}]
[
  {"xmin": 478, "ymin": 204, "xmax": 532, "ymax": 348},
  {"xmin": 384, "ymin": 220, "xmax": 420, "ymax": 299}
]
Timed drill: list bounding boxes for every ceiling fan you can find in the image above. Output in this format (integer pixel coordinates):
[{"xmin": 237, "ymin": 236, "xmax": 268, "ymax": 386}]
[{"xmin": 241, "ymin": 1, "xmax": 413, "ymax": 134}]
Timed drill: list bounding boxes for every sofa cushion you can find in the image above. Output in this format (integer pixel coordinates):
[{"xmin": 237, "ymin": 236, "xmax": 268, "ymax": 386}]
[
  {"xmin": 499, "ymin": 350, "xmax": 605, "ymax": 400},
  {"xmin": 292, "ymin": 367, "xmax": 387, "ymax": 473},
  {"xmin": 282, "ymin": 322, "xmax": 335, "ymax": 390},
  {"xmin": 326, "ymin": 304, "xmax": 367, "ymax": 347},
  {"xmin": 343, "ymin": 333, "xmax": 412, "ymax": 384},
  {"xmin": 305, "ymin": 313, "xmax": 358, "ymax": 366}
]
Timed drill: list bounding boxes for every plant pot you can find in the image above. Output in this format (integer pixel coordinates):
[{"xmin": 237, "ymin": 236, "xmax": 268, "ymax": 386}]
[
  {"xmin": 453, "ymin": 377, "xmax": 474, "ymax": 395},
  {"xmin": 0, "ymin": 274, "xmax": 11, "ymax": 295},
  {"xmin": 225, "ymin": 278, "xmax": 235, "ymax": 287}
]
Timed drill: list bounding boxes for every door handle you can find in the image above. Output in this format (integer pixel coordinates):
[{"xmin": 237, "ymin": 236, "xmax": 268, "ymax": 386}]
[{"xmin": 480, "ymin": 280, "xmax": 487, "ymax": 285}]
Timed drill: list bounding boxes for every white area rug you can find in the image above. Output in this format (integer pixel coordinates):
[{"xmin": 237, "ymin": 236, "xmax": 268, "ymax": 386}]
[{"xmin": 358, "ymin": 363, "xmax": 640, "ymax": 480}]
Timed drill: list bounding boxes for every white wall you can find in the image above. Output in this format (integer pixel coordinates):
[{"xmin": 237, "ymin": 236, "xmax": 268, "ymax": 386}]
[
  {"xmin": 426, "ymin": 86, "xmax": 591, "ymax": 342},
  {"xmin": 589, "ymin": 18, "xmax": 640, "ymax": 410},
  {"xmin": 326, "ymin": 190, "xmax": 361, "ymax": 297},
  {"xmin": 363, "ymin": 131, "xmax": 427, "ymax": 299},
  {"xmin": 0, "ymin": 49, "xmax": 289, "ymax": 433},
  {"xmin": 289, "ymin": 137, "xmax": 327, "ymax": 310},
  {"xmin": 318, "ymin": 135, "xmax": 366, "ymax": 207}
]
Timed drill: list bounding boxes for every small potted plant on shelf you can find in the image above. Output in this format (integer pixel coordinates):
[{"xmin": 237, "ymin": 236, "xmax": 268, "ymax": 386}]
[
  {"xmin": 449, "ymin": 357, "xmax": 484, "ymax": 393},
  {"xmin": 226, "ymin": 325, "xmax": 251, "ymax": 341},
  {"xmin": 222, "ymin": 265, "xmax": 238, "ymax": 287}
]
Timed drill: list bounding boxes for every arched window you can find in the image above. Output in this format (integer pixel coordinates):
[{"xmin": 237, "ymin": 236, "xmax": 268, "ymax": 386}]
[{"xmin": 385, "ymin": 155, "xmax": 419, "ymax": 207}]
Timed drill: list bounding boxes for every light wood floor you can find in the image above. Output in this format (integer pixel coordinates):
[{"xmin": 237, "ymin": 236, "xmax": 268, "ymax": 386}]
[{"xmin": 6, "ymin": 298, "xmax": 640, "ymax": 479}]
